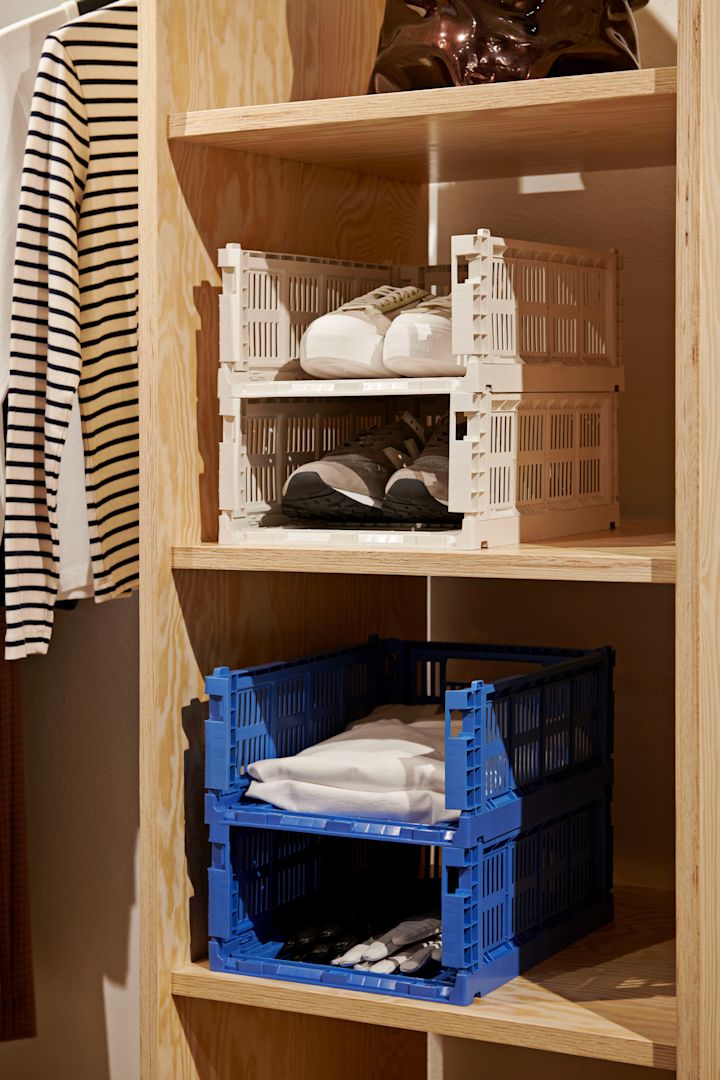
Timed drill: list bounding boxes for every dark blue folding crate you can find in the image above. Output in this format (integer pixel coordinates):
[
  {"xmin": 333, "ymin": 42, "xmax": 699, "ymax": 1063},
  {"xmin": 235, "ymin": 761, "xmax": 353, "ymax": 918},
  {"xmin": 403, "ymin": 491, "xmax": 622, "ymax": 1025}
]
[
  {"xmin": 208, "ymin": 788, "xmax": 613, "ymax": 1005},
  {"xmin": 205, "ymin": 638, "xmax": 614, "ymax": 847}
]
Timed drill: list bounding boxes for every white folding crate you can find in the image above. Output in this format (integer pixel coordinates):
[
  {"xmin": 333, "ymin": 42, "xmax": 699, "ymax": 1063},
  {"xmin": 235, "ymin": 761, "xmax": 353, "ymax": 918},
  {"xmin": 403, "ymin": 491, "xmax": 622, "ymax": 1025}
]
[
  {"xmin": 451, "ymin": 229, "xmax": 623, "ymax": 381},
  {"xmin": 216, "ymin": 233, "xmax": 622, "ymax": 550},
  {"xmin": 219, "ymin": 393, "xmax": 619, "ymax": 548},
  {"xmin": 218, "ymin": 232, "xmax": 622, "ymax": 395}
]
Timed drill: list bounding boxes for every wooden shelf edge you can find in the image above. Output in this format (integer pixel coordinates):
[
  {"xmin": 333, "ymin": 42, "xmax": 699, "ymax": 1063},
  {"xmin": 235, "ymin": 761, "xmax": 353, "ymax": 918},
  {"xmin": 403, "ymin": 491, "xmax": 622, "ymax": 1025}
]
[
  {"xmin": 170, "ymin": 887, "xmax": 676, "ymax": 1070},
  {"xmin": 168, "ymin": 66, "xmax": 677, "ymax": 142},
  {"xmin": 171, "ymin": 524, "xmax": 676, "ymax": 584},
  {"xmin": 166, "ymin": 67, "xmax": 677, "ymax": 182},
  {"xmin": 170, "ymin": 965, "xmax": 674, "ymax": 1069}
]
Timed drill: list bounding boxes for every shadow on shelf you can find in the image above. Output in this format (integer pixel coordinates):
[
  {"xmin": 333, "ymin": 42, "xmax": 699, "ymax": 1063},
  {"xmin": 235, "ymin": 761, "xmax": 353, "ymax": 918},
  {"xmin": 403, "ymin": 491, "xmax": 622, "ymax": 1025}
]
[{"xmin": 523, "ymin": 888, "xmax": 675, "ymax": 1004}]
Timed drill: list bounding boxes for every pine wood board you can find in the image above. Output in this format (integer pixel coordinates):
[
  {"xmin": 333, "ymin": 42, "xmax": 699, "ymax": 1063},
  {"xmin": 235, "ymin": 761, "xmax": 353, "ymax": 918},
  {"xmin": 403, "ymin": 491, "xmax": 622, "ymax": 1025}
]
[
  {"xmin": 426, "ymin": 1035, "xmax": 676, "ymax": 1080},
  {"xmin": 176, "ymin": 1000, "xmax": 426, "ymax": 1080},
  {"xmin": 429, "ymin": 579, "xmax": 676, "ymax": 893},
  {"xmin": 675, "ymin": 2, "xmax": 720, "ymax": 1078},
  {"xmin": 168, "ymin": 67, "xmax": 677, "ymax": 183},
  {"xmin": 172, "ymin": 888, "xmax": 676, "ymax": 1071},
  {"xmin": 140, "ymin": 2, "xmax": 428, "ymax": 1078},
  {"xmin": 172, "ymin": 522, "xmax": 676, "ymax": 584}
]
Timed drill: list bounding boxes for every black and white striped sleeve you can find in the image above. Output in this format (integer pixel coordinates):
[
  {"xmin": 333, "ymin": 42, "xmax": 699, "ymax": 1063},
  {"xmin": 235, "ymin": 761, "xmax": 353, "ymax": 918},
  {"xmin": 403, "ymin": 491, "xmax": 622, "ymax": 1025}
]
[{"xmin": 4, "ymin": 36, "xmax": 89, "ymax": 658}]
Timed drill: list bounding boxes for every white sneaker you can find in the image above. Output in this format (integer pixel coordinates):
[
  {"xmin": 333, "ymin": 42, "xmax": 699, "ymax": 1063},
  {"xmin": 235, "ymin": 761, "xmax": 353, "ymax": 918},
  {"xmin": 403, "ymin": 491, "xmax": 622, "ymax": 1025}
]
[
  {"xmin": 383, "ymin": 295, "xmax": 463, "ymax": 377},
  {"xmin": 299, "ymin": 284, "xmax": 429, "ymax": 379}
]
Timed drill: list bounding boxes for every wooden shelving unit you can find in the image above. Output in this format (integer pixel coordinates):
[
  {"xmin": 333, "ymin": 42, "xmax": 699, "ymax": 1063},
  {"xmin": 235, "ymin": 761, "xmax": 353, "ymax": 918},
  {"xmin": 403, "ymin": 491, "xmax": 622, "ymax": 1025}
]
[
  {"xmin": 171, "ymin": 888, "xmax": 676, "ymax": 1071},
  {"xmin": 140, "ymin": 2, "xmax": 720, "ymax": 1078}
]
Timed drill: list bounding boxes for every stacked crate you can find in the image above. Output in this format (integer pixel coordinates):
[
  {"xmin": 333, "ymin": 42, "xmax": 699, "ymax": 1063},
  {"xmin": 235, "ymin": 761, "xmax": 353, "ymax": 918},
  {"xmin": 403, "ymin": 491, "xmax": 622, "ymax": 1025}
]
[
  {"xmin": 204, "ymin": 638, "xmax": 614, "ymax": 1005},
  {"xmin": 217, "ymin": 228, "xmax": 623, "ymax": 549}
]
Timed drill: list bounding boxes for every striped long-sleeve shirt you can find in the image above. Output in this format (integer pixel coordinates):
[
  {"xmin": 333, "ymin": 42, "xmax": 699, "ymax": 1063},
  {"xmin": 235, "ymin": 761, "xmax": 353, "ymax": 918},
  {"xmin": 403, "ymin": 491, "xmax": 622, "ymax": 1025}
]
[{"xmin": 5, "ymin": 1, "xmax": 138, "ymax": 658}]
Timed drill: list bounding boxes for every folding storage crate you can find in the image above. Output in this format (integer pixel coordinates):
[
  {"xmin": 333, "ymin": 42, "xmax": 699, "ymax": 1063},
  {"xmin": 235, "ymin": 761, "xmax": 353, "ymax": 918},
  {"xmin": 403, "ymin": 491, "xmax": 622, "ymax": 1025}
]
[
  {"xmin": 205, "ymin": 638, "xmax": 615, "ymax": 1005},
  {"xmin": 217, "ymin": 230, "xmax": 623, "ymax": 549}
]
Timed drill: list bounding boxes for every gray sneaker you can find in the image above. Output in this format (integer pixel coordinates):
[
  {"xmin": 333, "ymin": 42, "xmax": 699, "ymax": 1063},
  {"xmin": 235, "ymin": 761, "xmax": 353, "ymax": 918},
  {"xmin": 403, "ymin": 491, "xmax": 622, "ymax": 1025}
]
[
  {"xmin": 383, "ymin": 418, "xmax": 462, "ymax": 524},
  {"xmin": 282, "ymin": 411, "xmax": 425, "ymax": 522}
]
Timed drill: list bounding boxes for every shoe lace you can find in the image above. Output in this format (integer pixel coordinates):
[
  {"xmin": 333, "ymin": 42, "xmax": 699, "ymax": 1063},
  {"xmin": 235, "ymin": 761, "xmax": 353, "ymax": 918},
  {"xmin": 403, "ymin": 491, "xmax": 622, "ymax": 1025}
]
[
  {"xmin": 332, "ymin": 419, "xmax": 420, "ymax": 455},
  {"xmin": 423, "ymin": 417, "xmax": 450, "ymax": 452}
]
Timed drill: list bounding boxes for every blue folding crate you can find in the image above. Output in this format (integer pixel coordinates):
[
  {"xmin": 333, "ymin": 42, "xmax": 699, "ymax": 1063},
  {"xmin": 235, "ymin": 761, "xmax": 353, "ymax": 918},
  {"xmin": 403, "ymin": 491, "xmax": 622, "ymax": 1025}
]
[
  {"xmin": 208, "ymin": 787, "xmax": 613, "ymax": 1005},
  {"xmin": 205, "ymin": 638, "xmax": 614, "ymax": 847}
]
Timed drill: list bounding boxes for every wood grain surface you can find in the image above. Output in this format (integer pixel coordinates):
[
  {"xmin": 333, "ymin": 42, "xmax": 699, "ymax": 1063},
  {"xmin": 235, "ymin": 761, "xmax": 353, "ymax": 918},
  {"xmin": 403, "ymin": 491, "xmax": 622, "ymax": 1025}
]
[
  {"xmin": 176, "ymin": 1002, "xmax": 426, "ymax": 1080},
  {"xmin": 168, "ymin": 67, "xmax": 677, "ymax": 183},
  {"xmin": 675, "ymin": 1, "xmax": 720, "ymax": 1078},
  {"xmin": 431, "ymin": 578, "xmax": 675, "ymax": 893},
  {"xmin": 140, "ymin": 2, "xmax": 428, "ymax": 1078},
  {"xmin": 172, "ymin": 888, "xmax": 676, "ymax": 1071},
  {"xmin": 426, "ymin": 1035, "xmax": 675, "ymax": 1080},
  {"xmin": 141, "ymin": 0, "xmax": 719, "ymax": 1077},
  {"xmin": 172, "ymin": 522, "xmax": 676, "ymax": 584}
]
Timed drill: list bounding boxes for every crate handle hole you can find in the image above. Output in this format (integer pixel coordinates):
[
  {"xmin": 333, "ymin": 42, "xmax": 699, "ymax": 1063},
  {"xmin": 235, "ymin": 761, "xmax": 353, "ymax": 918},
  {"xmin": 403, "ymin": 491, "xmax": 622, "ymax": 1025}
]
[{"xmin": 446, "ymin": 867, "xmax": 460, "ymax": 894}]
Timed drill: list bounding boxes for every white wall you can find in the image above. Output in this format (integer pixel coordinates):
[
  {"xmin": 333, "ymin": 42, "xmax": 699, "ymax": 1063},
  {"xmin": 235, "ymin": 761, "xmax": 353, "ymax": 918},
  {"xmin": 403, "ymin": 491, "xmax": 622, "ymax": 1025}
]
[
  {"xmin": 0, "ymin": 0, "xmax": 68, "ymax": 21},
  {"xmin": 0, "ymin": 2, "xmax": 141, "ymax": 1079}
]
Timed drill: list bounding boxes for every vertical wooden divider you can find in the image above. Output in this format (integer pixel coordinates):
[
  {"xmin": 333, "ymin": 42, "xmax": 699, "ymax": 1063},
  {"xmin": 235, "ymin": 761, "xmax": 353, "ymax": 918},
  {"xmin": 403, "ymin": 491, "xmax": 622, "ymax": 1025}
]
[
  {"xmin": 139, "ymin": 1, "xmax": 430, "ymax": 1075},
  {"xmin": 676, "ymin": 2, "xmax": 720, "ymax": 1078}
]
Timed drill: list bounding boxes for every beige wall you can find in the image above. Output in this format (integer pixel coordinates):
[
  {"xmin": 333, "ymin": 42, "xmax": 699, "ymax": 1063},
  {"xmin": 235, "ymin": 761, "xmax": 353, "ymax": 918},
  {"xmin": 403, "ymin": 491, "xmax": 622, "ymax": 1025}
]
[
  {"xmin": 0, "ymin": 0, "xmax": 70, "ymax": 22},
  {"xmin": 0, "ymin": 599, "xmax": 140, "ymax": 1080}
]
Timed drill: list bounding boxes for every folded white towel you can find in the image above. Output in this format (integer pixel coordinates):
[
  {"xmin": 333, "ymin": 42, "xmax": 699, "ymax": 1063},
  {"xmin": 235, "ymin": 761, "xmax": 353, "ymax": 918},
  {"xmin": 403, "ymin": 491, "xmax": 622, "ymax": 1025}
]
[{"xmin": 245, "ymin": 778, "xmax": 458, "ymax": 825}]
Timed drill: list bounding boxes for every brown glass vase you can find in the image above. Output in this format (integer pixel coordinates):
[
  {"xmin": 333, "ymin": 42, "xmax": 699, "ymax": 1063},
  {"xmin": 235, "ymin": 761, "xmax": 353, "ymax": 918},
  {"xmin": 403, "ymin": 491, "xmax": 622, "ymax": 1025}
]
[{"xmin": 370, "ymin": 0, "xmax": 650, "ymax": 93}]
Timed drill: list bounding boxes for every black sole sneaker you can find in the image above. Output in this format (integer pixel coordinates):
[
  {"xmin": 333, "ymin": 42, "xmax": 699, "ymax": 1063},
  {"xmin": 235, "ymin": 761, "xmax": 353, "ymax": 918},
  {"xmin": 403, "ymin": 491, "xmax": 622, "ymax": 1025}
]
[
  {"xmin": 281, "ymin": 412, "xmax": 425, "ymax": 523},
  {"xmin": 282, "ymin": 471, "xmax": 387, "ymax": 522},
  {"xmin": 382, "ymin": 417, "xmax": 460, "ymax": 525},
  {"xmin": 382, "ymin": 477, "xmax": 463, "ymax": 524}
]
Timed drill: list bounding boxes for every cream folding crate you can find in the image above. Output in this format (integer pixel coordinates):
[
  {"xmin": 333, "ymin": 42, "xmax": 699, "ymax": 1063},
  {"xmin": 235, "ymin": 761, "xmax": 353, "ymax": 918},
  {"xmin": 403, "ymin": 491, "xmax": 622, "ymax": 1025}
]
[{"xmin": 217, "ymin": 231, "xmax": 623, "ymax": 550}]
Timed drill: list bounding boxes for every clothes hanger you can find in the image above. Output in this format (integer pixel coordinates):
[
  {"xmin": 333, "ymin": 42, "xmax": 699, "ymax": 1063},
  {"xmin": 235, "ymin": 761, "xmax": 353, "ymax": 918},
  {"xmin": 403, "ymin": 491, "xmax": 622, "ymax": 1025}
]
[{"xmin": 77, "ymin": 0, "xmax": 113, "ymax": 13}]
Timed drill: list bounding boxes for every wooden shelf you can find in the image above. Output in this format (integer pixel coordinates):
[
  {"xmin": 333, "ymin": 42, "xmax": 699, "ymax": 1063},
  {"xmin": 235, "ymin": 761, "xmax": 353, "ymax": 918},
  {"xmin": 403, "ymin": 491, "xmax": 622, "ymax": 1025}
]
[
  {"xmin": 172, "ymin": 522, "xmax": 675, "ymax": 584},
  {"xmin": 172, "ymin": 887, "xmax": 675, "ymax": 1070},
  {"xmin": 168, "ymin": 67, "xmax": 677, "ymax": 183}
]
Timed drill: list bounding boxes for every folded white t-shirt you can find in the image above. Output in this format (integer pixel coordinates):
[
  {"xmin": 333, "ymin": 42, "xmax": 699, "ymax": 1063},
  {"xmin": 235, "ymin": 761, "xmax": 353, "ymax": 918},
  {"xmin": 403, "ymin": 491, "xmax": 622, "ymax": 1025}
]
[
  {"xmin": 248, "ymin": 704, "xmax": 446, "ymax": 792},
  {"xmin": 246, "ymin": 703, "xmax": 459, "ymax": 825},
  {"xmin": 245, "ymin": 779, "xmax": 458, "ymax": 825}
]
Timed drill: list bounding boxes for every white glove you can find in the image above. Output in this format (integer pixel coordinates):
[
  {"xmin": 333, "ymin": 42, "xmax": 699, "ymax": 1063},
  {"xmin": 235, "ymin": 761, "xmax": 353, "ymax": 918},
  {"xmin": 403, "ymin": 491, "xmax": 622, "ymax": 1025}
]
[
  {"xmin": 332, "ymin": 938, "xmax": 376, "ymax": 967},
  {"xmin": 362, "ymin": 916, "xmax": 441, "ymax": 961},
  {"xmin": 368, "ymin": 935, "xmax": 441, "ymax": 975},
  {"xmin": 399, "ymin": 937, "xmax": 441, "ymax": 973}
]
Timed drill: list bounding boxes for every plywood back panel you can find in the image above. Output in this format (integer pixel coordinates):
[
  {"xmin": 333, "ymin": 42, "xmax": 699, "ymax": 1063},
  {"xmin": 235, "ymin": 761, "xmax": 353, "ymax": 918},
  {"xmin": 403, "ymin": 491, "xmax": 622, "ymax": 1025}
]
[
  {"xmin": 428, "ymin": 1035, "xmax": 675, "ymax": 1080},
  {"xmin": 434, "ymin": 168, "xmax": 676, "ymax": 522},
  {"xmin": 139, "ymin": 1, "xmax": 428, "ymax": 1077},
  {"xmin": 429, "ymin": 579, "xmax": 675, "ymax": 890},
  {"xmin": 178, "ymin": 1001, "xmax": 427, "ymax": 1080}
]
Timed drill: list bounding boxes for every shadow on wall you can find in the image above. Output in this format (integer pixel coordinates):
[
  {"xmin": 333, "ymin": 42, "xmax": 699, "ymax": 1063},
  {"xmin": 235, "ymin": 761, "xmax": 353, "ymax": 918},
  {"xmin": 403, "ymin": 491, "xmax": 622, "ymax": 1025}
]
[
  {"xmin": 183, "ymin": 700, "xmax": 210, "ymax": 962},
  {"xmin": 635, "ymin": 4, "xmax": 677, "ymax": 67},
  {"xmin": 0, "ymin": 595, "xmax": 140, "ymax": 1080},
  {"xmin": 194, "ymin": 282, "xmax": 222, "ymax": 543}
]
